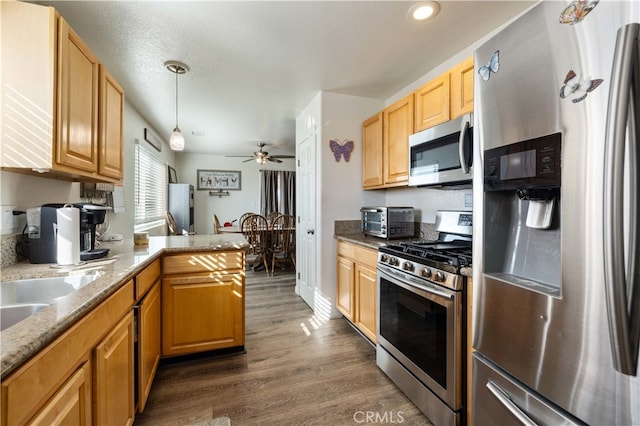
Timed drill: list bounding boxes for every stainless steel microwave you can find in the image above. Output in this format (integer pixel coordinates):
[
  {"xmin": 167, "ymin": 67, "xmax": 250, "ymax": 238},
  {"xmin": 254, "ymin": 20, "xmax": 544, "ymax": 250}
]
[
  {"xmin": 360, "ymin": 207, "xmax": 415, "ymax": 239},
  {"xmin": 408, "ymin": 113, "xmax": 473, "ymax": 187}
]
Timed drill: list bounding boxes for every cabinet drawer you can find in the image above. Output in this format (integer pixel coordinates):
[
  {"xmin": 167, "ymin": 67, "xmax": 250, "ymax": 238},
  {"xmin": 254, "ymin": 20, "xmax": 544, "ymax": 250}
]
[
  {"xmin": 135, "ymin": 258, "xmax": 160, "ymax": 300},
  {"xmin": 337, "ymin": 242, "xmax": 377, "ymax": 269},
  {"xmin": 162, "ymin": 251, "xmax": 243, "ymax": 275}
]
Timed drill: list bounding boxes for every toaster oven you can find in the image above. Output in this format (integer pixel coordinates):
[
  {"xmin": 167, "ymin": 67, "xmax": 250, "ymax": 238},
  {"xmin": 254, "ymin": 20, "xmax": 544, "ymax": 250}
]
[{"xmin": 360, "ymin": 207, "xmax": 415, "ymax": 239}]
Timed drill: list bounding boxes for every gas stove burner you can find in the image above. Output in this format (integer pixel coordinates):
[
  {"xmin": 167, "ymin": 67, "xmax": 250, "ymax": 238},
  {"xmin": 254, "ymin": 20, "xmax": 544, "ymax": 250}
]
[{"xmin": 379, "ymin": 238, "xmax": 472, "ymax": 276}]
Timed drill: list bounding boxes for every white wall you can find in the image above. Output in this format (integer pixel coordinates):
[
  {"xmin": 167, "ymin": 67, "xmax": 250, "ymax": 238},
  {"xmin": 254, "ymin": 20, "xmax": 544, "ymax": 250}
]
[
  {"xmin": 300, "ymin": 91, "xmax": 384, "ymax": 318},
  {"xmin": 174, "ymin": 153, "xmax": 295, "ymax": 235}
]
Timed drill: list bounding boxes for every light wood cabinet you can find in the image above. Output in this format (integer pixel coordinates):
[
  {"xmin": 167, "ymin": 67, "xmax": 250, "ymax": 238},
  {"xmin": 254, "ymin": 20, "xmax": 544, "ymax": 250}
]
[
  {"xmin": 98, "ymin": 65, "xmax": 125, "ymax": 180},
  {"xmin": 450, "ymin": 56, "xmax": 475, "ymax": 119},
  {"xmin": 415, "ymin": 56, "xmax": 475, "ymax": 133},
  {"xmin": 1, "ymin": 280, "xmax": 133, "ymax": 426},
  {"xmin": 355, "ymin": 263, "xmax": 377, "ymax": 342},
  {"xmin": 336, "ymin": 241, "xmax": 378, "ymax": 342},
  {"xmin": 362, "ymin": 112, "xmax": 384, "ymax": 188},
  {"xmin": 56, "ymin": 17, "xmax": 99, "ymax": 174},
  {"xmin": 135, "ymin": 259, "xmax": 162, "ymax": 412},
  {"xmin": 94, "ymin": 311, "xmax": 135, "ymax": 426},
  {"xmin": 0, "ymin": 1, "xmax": 123, "ymax": 183},
  {"xmin": 361, "ymin": 94, "xmax": 413, "ymax": 189},
  {"xmin": 384, "ymin": 94, "xmax": 413, "ymax": 187},
  {"xmin": 137, "ymin": 281, "xmax": 161, "ymax": 413},
  {"xmin": 415, "ymin": 72, "xmax": 450, "ymax": 132},
  {"xmin": 161, "ymin": 251, "xmax": 245, "ymax": 357},
  {"xmin": 336, "ymin": 256, "xmax": 355, "ymax": 321},
  {"xmin": 29, "ymin": 360, "xmax": 92, "ymax": 426}
]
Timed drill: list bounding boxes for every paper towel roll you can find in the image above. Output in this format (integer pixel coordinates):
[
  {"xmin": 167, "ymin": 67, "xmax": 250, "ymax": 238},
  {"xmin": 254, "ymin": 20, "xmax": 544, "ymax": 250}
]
[{"xmin": 57, "ymin": 205, "xmax": 80, "ymax": 265}]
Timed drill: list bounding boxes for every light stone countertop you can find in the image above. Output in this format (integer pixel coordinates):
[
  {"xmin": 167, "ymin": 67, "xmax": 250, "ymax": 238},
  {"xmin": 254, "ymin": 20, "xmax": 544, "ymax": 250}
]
[{"xmin": 0, "ymin": 234, "xmax": 249, "ymax": 378}]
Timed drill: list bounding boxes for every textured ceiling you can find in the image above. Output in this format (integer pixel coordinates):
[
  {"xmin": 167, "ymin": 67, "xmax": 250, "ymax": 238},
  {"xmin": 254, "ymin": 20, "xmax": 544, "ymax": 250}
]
[{"xmin": 35, "ymin": 1, "xmax": 535, "ymax": 157}]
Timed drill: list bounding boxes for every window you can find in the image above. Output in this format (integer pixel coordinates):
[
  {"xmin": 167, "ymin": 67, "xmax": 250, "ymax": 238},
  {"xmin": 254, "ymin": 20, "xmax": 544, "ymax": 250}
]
[{"xmin": 134, "ymin": 143, "xmax": 167, "ymax": 227}]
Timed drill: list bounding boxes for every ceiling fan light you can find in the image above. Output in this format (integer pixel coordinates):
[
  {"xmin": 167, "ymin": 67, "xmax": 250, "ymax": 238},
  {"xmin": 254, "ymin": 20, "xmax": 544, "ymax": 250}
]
[{"xmin": 170, "ymin": 127, "xmax": 185, "ymax": 151}]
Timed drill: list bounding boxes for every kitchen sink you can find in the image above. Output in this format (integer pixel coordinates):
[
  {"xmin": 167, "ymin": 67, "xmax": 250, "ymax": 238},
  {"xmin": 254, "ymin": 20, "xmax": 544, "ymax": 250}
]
[
  {"xmin": 1, "ymin": 303, "xmax": 49, "ymax": 331},
  {"xmin": 0, "ymin": 274, "xmax": 99, "ymax": 306}
]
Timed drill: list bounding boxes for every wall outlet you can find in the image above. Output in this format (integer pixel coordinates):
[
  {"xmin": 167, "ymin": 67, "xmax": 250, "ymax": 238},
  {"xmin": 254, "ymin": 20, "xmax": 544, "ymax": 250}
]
[{"xmin": 464, "ymin": 194, "xmax": 473, "ymax": 208}]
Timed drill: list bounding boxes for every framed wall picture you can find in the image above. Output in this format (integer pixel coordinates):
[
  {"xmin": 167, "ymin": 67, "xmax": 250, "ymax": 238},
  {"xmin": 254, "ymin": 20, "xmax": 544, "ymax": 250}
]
[
  {"xmin": 168, "ymin": 166, "xmax": 178, "ymax": 183},
  {"xmin": 197, "ymin": 170, "xmax": 241, "ymax": 191},
  {"xmin": 144, "ymin": 128, "xmax": 163, "ymax": 152}
]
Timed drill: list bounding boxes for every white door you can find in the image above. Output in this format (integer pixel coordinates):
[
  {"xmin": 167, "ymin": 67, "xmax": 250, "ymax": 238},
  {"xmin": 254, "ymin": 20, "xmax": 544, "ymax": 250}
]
[{"xmin": 296, "ymin": 119, "xmax": 316, "ymax": 309}]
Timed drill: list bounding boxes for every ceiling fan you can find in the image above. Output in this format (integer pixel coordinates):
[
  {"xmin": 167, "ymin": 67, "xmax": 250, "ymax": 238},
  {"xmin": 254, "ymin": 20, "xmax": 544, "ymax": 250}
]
[{"xmin": 227, "ymin": 142, "xmax": 295, "ymax": 164}]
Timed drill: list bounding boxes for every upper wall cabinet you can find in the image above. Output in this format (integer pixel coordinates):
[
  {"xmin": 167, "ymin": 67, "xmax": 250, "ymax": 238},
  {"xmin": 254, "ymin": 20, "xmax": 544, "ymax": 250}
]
[
  {"xmin": 414, "ymin": 72, "xmax": 450, "ymax": 132},
  {"xmin": 414, "ymin": 56, "xmax": 475, "ymax": 132},
  {"xmin": 450, "ymin": 56, "xmax": 475, "ymax": 119},
  {"xmin": 361, "ymin": 94, "xmax": 413, "ymax": 189},
  {"xmin": 361, "ymin": 56, "xmax": 474, "ymax": 189},
  {"xmin": 0, "ymin": 1, "xmax": 124, "ymax": 183}
]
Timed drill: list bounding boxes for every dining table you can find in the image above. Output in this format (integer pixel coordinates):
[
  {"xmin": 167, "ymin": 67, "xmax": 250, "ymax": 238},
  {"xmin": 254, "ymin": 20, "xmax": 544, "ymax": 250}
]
[{"xmin": 219, "ymin": 226, "xmax": 242, "ymax": 233}]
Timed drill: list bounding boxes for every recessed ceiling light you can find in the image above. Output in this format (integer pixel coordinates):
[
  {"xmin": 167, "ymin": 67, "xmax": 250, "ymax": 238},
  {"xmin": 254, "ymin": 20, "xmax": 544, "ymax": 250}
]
[{"xmin": 408, "ymin": 1, "xmax": 440, "ymax": 22}]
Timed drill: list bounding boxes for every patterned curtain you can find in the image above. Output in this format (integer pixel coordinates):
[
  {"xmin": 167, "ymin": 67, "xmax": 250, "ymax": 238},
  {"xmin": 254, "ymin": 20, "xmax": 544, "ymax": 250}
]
[{"xmin": 260, "ymin": 170, "xmax": 296, "ymax": 217}]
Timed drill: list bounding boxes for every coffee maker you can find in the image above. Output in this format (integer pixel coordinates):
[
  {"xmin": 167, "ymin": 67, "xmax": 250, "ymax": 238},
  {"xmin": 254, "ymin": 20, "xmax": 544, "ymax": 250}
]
[{"xmin": 25, "ymin": 203, "xmax": 110, "ymax": 264}]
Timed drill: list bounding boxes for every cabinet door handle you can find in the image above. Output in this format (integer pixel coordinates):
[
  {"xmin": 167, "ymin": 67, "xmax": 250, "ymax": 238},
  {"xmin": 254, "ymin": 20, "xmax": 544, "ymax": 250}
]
[{"xmin": 307, "ymin": 229, "xmax": 315, "ymax": 235}]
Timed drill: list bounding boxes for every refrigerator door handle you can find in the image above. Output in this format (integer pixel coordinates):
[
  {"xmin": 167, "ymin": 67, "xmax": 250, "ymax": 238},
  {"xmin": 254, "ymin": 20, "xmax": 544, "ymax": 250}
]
[
  {"xmin": 458, "ymin": 118, "xmax": 471, "ymax": 174},
  {"xmin": 603, "ymin": 23, "xmax": 640, "ymax": 376},
  {"xmin": 486, "ymin": 380, "xmax": 538, "ymax": 426}
]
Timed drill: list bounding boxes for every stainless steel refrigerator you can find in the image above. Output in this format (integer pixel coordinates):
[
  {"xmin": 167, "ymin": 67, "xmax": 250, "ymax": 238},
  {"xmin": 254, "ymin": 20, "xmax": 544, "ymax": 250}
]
[{"xmin": 472, "ymin": 1, "xmax": 639, "ymax": 424}]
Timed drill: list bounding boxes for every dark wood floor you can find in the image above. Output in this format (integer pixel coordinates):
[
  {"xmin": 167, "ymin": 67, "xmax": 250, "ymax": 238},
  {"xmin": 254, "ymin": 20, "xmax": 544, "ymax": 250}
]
[{"xmin": 134, "ymin": 270, "xmax": 431, "ymax": 425}]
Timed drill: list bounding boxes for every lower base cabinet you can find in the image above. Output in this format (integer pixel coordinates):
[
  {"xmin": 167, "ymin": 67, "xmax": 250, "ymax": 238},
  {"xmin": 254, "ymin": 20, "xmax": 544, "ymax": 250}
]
[
  {"xmin": 1, "ymin": 249, "xmax": 247, "ymax": 425},
  {"xmin": 137, "ymin": 281, "xmax": 161, "ymax": 412},
  {"xmin": 29, "ymin": 360, "xmax": 92, "ymax": 425},
  {"xmin": 94, "ymin": 311, "xmax": 135, "ymax": 426},
  {"xmin": 1, "ymin": 280, "xmax": 133, "ymax": 426},
  {"xmin": 161, "ymin": 251, "xmax": 245, "ymax": 357},
  {"xmin": 336, "ymin": 241, "xmax": 378, "ymax": 342}
]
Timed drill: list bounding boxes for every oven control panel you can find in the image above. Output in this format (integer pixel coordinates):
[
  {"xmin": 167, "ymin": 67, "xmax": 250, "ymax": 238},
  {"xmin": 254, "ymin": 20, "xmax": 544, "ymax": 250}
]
[{"xmin": 377, "ymin": 253, "xmax": 463, "ymax": 291}]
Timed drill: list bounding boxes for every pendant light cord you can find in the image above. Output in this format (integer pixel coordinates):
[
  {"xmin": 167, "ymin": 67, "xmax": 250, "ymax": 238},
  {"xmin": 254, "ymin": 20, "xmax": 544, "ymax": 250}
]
[{"xmin": 175, "ymin": 69, "xmax": 179, "ymax": 128}]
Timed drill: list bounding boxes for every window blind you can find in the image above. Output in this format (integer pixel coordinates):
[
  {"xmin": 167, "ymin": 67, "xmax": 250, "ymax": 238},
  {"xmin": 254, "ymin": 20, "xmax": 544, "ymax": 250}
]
[{"xmin": 134, "ymin": 143, "xmax": 167, "ymax": 224}]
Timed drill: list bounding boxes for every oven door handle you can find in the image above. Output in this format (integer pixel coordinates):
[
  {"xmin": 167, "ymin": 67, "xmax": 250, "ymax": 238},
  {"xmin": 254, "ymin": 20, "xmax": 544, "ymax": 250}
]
[
  {"xmin": 377, "ymin": 265, "xmax": 455, "ymax": 300},
  {"xmin": 486, "ymin": 380, "xmax": 538, "ymax": 426}
]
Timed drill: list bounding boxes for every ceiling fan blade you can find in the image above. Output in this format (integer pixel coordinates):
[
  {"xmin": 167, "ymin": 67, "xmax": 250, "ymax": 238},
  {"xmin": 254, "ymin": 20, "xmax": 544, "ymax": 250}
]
[
  {"xmin": 271, "ymin": 155, "xmax": 295, "ymax": 159},
  {"xmin": 267, "ymin": 157, "xmax": 283, "ymax": 163},
  {"xmin": 225, "ymin": 155, "xmax": 253, "ymax": 158},
  {"xmin": 242, "ymin": 158, "xmax": 256, "ymax": 163}
]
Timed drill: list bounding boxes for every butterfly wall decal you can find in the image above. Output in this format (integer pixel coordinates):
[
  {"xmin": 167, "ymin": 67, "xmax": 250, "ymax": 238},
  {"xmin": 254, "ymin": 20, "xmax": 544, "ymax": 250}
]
[
  {"xmin": 559, "ymin": 0, "xmax": 599, "ymax": 25},
  {"xmin": 329, "ymin": 139, "xmax": 354, "ymax": 163},
  {"xmin": 478, "ymin": 50, "xmax": 500, "ymax": 81},
  {"xmin": 559, "ymin": 70, "xmax": 603, "ymax": 103}
]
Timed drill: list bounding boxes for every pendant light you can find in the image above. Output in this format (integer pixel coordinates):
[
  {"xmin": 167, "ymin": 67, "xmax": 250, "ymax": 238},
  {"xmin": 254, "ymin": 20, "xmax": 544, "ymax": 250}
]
[{"xmin": 164, "ymin": 60, "xmax": 190, "ymax": 151}]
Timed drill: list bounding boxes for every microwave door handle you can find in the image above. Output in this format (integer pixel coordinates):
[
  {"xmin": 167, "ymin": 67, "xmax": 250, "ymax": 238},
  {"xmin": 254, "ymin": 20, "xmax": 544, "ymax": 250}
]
[
  {"xmin": 458, "ymin": 118, "xmax": 471, "ymax": 174},
  {"xmin": 603, "ymin": 22, "xmax": 640, "ymax": 377}
]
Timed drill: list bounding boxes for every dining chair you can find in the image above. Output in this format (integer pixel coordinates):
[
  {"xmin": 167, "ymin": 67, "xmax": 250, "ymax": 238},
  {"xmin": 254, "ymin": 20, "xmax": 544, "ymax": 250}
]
[
  {"xmin": 213, "ymin": 214, "xmax": 222, "ymax": 234},
  {"xmin": 266, "ymin": 211, "xmax": 280, "ymax": 225},
  {"xmin": 166, "ymin": 212, "xmax": 180, "ymax": 235},
  {"xmin": 270, "ymin": 214, "xmax": 296, "ymax": 274},
  {"xmin": 239, "ymin": 212, "xmax": 255, "ymax": 229},
  {"xmin": 241, "ymin": 214, "xmax": 270, "ymax": 275}
]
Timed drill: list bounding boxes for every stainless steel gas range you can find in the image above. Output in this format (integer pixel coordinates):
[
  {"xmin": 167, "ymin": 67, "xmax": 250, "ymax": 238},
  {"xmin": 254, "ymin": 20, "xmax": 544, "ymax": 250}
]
[{"xmin": 376, "ymin": 210, "xmax": 472, "ymax": 426}]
